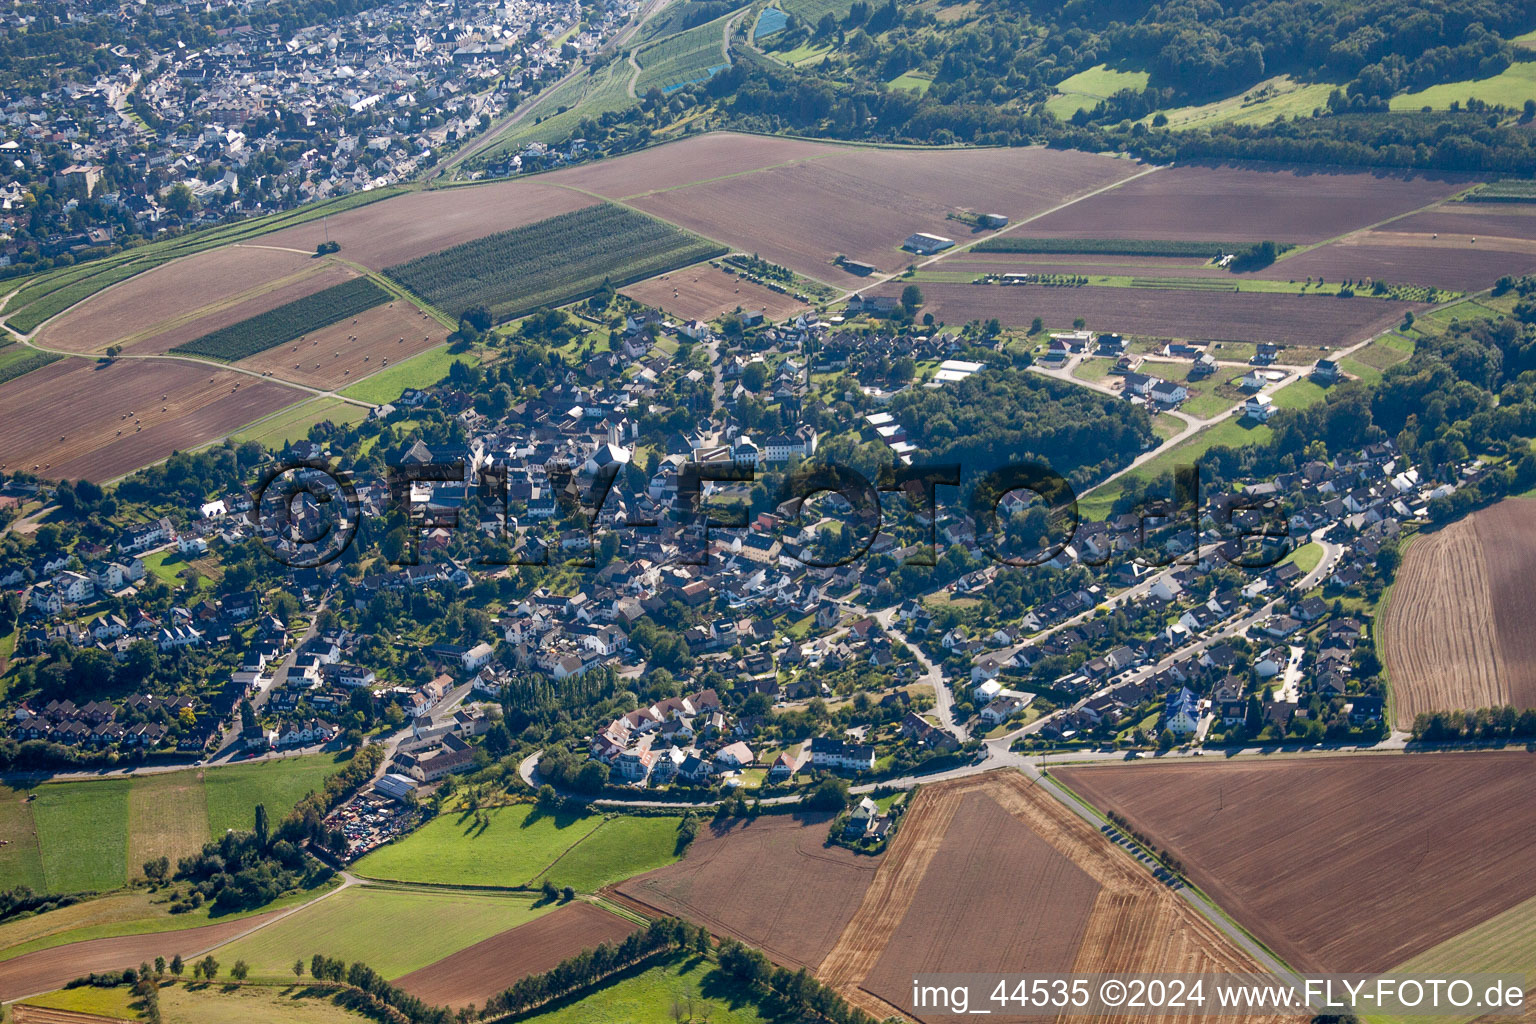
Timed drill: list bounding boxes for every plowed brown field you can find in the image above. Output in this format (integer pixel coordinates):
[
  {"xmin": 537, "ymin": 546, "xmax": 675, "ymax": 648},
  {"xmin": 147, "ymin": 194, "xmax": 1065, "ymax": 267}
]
[
  {"xmin": 236, "ymin": 298, "xmax": 447, "ymax": 389},
  {"xmin": 610, "ymin": 811, "xmax": 880, "ymax": 970},
  {"xmin": 394, "ymin": 902, "xmax": 639, "ymax": 1009},
  {"xmin": 621, "ymin": 263, "xmax": 809, "ymax": 321},
  {"xmin": 626, "ymin": 145, "xmax": 1140, "ymax": 280},
  {"xmin": 1383, "ymin": 500, "xmax": 1536, "ymax": 728},
  {"xmin": 0, "ymin": 358, "xmax": 301, "ymax": 482},
  {"xmin": 1021, "ymin": 165, "xmax": 1468, "ymax": 244},
  {"xmin": 869, "ymin": 281, "xmax": 1418, "ymax": 346},
  {"xmin": 820, "ymin": 771, "xmax": 1292, "ymax": 1024},
  {"xmin": 1255, "ymin": 233, "xmax": 1536, "ymax": 292},
  {"xmin": 1056, "ymin": 753, "xmax": 1536, "ymax": 974}
]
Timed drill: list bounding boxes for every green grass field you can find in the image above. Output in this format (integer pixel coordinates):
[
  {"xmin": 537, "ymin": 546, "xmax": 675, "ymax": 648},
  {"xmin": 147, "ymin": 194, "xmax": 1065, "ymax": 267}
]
[
  {"xmin": 0, "ymin": 783, "xmax": 46, "ymax": 892},
  {"xmin": 1281, "ymin": 541, "xmax": 1323, "ymax": 575},
  {"xmin": 1391, "ymin": 61, "xmax": 1536, "ymax": 111},
  {"xmin": 517, "ymin": 952, "xmax": 770, "ymax": 1024},
  {"xmin": 203, "ymin": 755, "xmax": 345, "ymax": 838},
  {"xmin": 213, "ymin": 886, "xmax": 550, "ymax": 980},
  {"xmin": 30, "ymin": 779, "xmax": 131, "ymax": 893},
  {"xmin": 1150, "ymin": 75, "xmax": 1336, "ymax": 130},
  {"xmin": 0, "ymin": 755, "xmax": 344, "ymax": 895},
  {"xmin": 354, "ymin": 805, "xmax": 681, "ymax": 891},
  {"xmin": 337, "ymin": 346, "xmax": 476, "ymax": 405},
  {"xmin": 232, "ymin": 398, "xmax": 370, "ymax": 449},
  {"xmin": 532, "ymin": 816, "xmax": 684, "ymax": 892},
  {"xmin": 501, "ymin": 60, "xmax": 639, "ymax": 152},
  {"xmin": 887, "ymin": 70, "xmax": 932, "ymax": 94},
  {"xmin": 1045, "ymin": 64, "xmax": 1150, "ymax": 120},
  {"xmin": 1270, "ymin": 377, "xmax": 1329, "ymax": 411},
  {"xmin": 20, "ymin": 984, "xmax": 141, "ymax": 1018}
]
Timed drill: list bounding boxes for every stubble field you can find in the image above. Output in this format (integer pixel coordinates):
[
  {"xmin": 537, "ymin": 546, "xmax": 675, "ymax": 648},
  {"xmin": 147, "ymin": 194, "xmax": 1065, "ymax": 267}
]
[
  {"xmin": 36, "ymin": 246, "xmax": 329, "ymax": 355},
  {"xmin": 818, "ymin": 771, "xmax": 1288, "ymax": 1024},
  {"xmin": 0, "ymin": 357, "xmax": 301, "ymax": 482},
  {"xmin": 1055, "ymin": 753, "xmax": 1536, "ymax": 973},
  {"xmin": 234, "ymin": 298, "xmax": 447, "ymax": 389},
  {"xmin": 1383, "ymin": 499, "xmax": 1536, "ymax": 727}
]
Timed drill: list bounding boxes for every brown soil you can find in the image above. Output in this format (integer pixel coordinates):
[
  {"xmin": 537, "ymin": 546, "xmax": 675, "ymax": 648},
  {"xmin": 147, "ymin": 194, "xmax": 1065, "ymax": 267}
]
[
  {"xmin": 821, "ymin": 771, "xmax": 1294, "ymax": 1024},
  {"xmin": 621, "ymin": 263, "xmax": 809, "ymax": 322},
  {"xmin": 393, "ymin": 902, "xmax": 640, "ymax": 1009},
  {"xmin": 0, "ymin": 357, "xmax": 301, "ymax": 482},
  {"xmin": 1021, "ymin": 164, "xmax": 1469, "ymax": 244},
  {"xmin": 1055, "ymin": 752, "xmax": 1536, "ymax": 973},
  {"xmin": 235, "ymin": 299, "xmax": 447, "ymax": 390},
  {"xmin": 611, "ymin": 811, "xmax": 881, "ymax": 971}
]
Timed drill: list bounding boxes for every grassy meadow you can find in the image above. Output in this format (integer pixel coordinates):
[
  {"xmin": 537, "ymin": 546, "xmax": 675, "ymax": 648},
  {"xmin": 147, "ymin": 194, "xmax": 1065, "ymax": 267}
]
[{"xmin": 353, "ymin": 804, "xmax": 681, "ymax": 891}]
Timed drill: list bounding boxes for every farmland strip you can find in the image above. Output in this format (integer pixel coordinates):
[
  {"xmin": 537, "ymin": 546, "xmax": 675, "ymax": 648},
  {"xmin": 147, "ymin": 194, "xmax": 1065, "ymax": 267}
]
[{"xmin": 170, "ymin": 277, "xmax": 390, "ymax": 362}]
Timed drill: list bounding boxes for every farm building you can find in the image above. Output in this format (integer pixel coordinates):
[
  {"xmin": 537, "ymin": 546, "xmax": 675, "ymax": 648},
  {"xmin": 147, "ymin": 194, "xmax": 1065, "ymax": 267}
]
[
  {"xmin": 903, "ymin": 232, "xmax": 954, "ymax": 255},
  {"xmin": 979, "ymin": 213, "xmax": 1009, "ymax": 228}
]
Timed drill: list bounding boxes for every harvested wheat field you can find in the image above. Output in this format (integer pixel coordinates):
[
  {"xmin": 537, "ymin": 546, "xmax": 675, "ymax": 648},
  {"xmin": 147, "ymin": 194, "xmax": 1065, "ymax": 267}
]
[
  {"xmin": 627, "ymin": 145, "xmax": 1140, "ymax": 280},
  {"xmin": 621, "ymin": 263, "xmax": 809, "ymax": 321},
  {"xmin": 820, "ymin": 771, "xmax": 1293, "ymax": 1024},
  {"xmin": 37, "ymin": 245, "xmax": 322, "ymax": 354},
  {"xmin": 1384, "ymin": 499, "xmax": 1536, "ymax": 728},
  {"xmin": 236, "ymin": 298, "xmax": 447, "ymax": 389},
  {"xmin": 395, "ymin": 901, "xmax": 640, "ymax": 1009},
  {"xmin": 1056, "ymin": 752, "xmax": 1536, "ymax": 974},
  {"xmin": 0, "ymin": 907, "xmax": 287, "ymax": 1002},
  {"xmin": 0, "ymin": 357, "xmax": 301, "ymax": 482},
  {"xmin": 871, "ymin": 281, "xmax": 1418, "ymax": 347},
  {"xmin": 610, "ymin": 811, "xmax": 880, "ymax": 971},
  {"xmin": 1020, "ymin": 164, "xmax": 1468, "ymax": 244},
  {"xmin": 254, "ymin": 181, "xmax": 601, "ymax": 269}
]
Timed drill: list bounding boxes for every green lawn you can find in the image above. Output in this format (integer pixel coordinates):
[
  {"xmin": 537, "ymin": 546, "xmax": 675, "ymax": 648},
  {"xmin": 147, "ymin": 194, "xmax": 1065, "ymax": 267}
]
[
  {"xmin": 213, "ymin": 886, "xmax": 550, "ymax": 980},
  {"xmin": 338, "ymin": 346, "xmax": 476, "ymax": 404},
  {"xmin": 517, "ymin": 952, "xmax": 770, "ymax": 1024},
  {"xmin": 887, "ymin": 70, "xmax": 932, "ymax": 94},
  {"xmin": 1045, "ymin": 64, "xmax": 1150, "ymax": 119},
  {"xmin": 533, "ymin": 816, "xmax": 684, "ymax": 892},
  {"xmin": 1281, "ymin": 542, "xmax": 1323, "ymax": 575},
  {"xmin": 142, "ymin": 548, "xmax": 190, "ymax": 587},
  {"xmin": 232, "ymin": 398, "xmax": 369, "ymax": 450},
  {"xmin": 30, "ymin": 779, "xmax": 131, "ymax": 893},
  {"xmin": 1079, "ymin": 415, "xmax": 1274, "ymax": 520},
  {"xmin": 1391, "ymin": 61, "xmax": 1536, "ymax": 110},
  {"xmin": 203, "ymin": 755, "xmax": 346, "ymax": 838},
  {"xmin": 1270, "ymin": 377, "xmax": 1329, "ymax": 411},
  {"xmin": 354, "ymin": 805, "xmax": 682, "ymax": 892}
]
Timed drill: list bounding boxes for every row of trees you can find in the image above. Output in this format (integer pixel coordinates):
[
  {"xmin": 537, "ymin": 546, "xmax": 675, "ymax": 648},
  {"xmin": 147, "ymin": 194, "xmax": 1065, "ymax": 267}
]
[{"xmin": 481, "ymin": 918, "xmax": 708, "ymax": 1019}]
